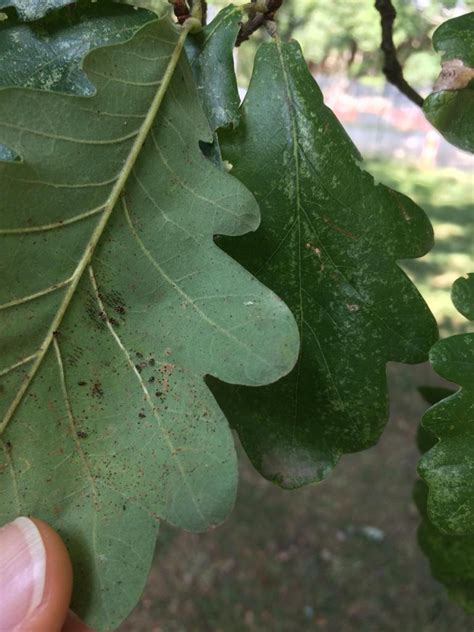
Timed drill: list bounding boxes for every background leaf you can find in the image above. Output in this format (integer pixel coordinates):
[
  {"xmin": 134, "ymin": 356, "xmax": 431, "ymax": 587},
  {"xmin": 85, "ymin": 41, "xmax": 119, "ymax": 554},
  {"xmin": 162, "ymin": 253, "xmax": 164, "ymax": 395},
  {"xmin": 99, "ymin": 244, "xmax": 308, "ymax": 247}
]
[
  {"xmin": 452, "ymin": 273, "xmax": 474, "ymax": 321},
  {"xmin": 427, "ymin": 10, "xmax": 473, "ymax": 64},
  {"xmin": 414, "ymin": 478, "xmax": 474, "ymax": 613},
  {"xmin": 0, "ymin": 16, "xmax": 298, "ymax": 629},
  {"xmin": 423, "ymin": 12, "xmax": 474, "ymax": 153},
  {"xmin": 417, "ymin": 386, "xmax": 456, "ymax": 453},
  {"xmin": 418, "ymin": 273, "xmax": 474, "ymax": 535},
  {"xmin": 416, "ymin": 384, "xmax": 474, "ymax": 613},
  {"xmin": 209, "ymin": 39, "xmax": 438, "ymax": 489},
  {"xmin": 186, "ymin": 4, "xmax": 242, "ymax": 132}
]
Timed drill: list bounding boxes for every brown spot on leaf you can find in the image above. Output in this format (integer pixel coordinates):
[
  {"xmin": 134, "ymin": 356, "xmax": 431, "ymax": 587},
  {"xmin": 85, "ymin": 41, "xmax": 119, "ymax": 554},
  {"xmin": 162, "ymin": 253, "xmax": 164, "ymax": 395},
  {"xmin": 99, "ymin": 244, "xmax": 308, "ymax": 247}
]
[
  {"xmin": 433, "ymin": 59, "xmax": 474, "ymax": 91},
  {"xmin": 91, "ymin": 382, "xmax": 104, "ymax": 399}
]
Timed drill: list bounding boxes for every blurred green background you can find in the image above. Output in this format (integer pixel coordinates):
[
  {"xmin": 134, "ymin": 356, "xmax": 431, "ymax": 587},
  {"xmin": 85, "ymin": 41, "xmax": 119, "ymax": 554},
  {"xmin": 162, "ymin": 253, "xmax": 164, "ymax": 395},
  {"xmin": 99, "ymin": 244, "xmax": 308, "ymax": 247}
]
[{"xmin": 123, "ymin": 1, "xmax": 473, "ymax": 630}]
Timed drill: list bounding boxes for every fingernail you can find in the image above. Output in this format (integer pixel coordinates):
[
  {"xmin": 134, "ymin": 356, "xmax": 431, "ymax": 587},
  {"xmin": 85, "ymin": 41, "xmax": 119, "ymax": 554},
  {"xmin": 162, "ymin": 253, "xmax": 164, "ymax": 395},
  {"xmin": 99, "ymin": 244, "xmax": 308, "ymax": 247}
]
[{"xmin": 0, "ymin": 517, "xmax": 46, "ymax": 629}]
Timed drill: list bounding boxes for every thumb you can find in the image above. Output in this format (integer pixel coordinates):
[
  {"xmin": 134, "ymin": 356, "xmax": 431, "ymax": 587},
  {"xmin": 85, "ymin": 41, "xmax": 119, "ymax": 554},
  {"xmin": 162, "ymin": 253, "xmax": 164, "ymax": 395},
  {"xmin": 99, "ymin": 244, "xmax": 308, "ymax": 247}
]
[{"xmin": 0, "ymin": 517, "xmax": 91, "ymax": 631}]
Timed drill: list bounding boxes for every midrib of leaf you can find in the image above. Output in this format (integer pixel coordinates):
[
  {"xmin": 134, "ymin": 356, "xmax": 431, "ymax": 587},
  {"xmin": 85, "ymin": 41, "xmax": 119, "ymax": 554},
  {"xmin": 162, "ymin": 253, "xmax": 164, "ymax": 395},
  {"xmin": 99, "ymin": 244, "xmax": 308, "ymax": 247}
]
[
  {"xmin": 273, "ymin": 39, "xmax": 362, "ymax": 426},
  {"xmin": 275, "ymin": 36, "xmax": 304, "ymax": 437},
  {"xmin": 275, "ymin": 39, "xmax": 425, "ymax": 363},
  {"xmin": 87, "ymin": 264, "xmax": 207, "ymax": 524},
  {"xmin": 0, "ymin": 20, "xmax": 195, "ymax": 435}
]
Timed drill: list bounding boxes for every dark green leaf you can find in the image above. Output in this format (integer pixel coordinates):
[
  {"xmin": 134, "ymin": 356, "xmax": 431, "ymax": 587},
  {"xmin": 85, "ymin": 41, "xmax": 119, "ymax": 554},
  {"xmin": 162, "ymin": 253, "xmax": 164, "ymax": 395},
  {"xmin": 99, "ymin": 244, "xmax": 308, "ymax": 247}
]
[
  {"xmin": 423, "ymin": 12, "xmax": 474, "ymax": 153},
  {"xmin": 423, "ymin": 90, "xmax": 474, "ymax": 153},
  {"xmin": 416, "ymin": 419, "xmax": 440, "ymax": 455},
  {"xmin": 0, "ymin": 17, "xmax": 298, "ymax": 629},
  {"xmin": 415, "ymin": 381, "xmax": 474, "ymax": 613},
  {"xmin": 186, "ymin": 4, "xmax": 242, "ymax": 132},
  {"xmin": 209, "ymin": 39, "xmax": 438, "ymax": 489},
  {"xmin": 415, "ymin": 380, "xmax": 474, "ymax": 615},
  {"xmin": 418, "ymin": 385, "xmax": 457, "ymax": 406},
  {"xmin": 429, "ymin": 11, "xmax": 474, "ymax": 65},
  {"xmin": 417, "ymin": 386, "xmax": 454, "ymax": 458},
  {"xmin": 452, "ymin": 273, "xmax": 474, "ymax": 320},
  {"xmin": 415, "ymin": 478, "xmax": 474, "ymax": 613},
  {"xmin": 418, "ymin": 274, "xmax": 474, "ymax": 535}
]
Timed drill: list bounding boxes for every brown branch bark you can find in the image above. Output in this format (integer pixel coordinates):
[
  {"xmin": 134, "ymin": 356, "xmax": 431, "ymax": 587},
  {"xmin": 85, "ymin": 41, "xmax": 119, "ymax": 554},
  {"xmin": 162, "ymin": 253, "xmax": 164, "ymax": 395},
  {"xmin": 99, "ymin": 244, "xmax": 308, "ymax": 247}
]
[
  {"xmin": 200, "ymin": 0, "xmax": 207, "ymax": 25},
  {"xmin": 374, "ymin": 0, "xmax": 424, "ymax": 107},
  {"xmin": 169, "ymin": 0, "xmax": 190, "ymax": 25},
  {"xmin": 236, "ymin": 0, "xmax": 284, "ymax": 47},
  {"xmin": 169, "ymin": 0, "xmax": 207, "ymax": 25}
]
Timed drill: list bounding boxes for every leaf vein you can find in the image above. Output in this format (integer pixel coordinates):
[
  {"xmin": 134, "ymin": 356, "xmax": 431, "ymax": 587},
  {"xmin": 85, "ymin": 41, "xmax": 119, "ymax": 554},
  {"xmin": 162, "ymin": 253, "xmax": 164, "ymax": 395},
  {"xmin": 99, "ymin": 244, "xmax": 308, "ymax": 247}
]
[
  {"xmin": 122, "ymin": 198, "xmax": 275, "ymax": 370},
  {"xmin": 88, "ymin": 265, "xmax": 208, "ymax": 525}
]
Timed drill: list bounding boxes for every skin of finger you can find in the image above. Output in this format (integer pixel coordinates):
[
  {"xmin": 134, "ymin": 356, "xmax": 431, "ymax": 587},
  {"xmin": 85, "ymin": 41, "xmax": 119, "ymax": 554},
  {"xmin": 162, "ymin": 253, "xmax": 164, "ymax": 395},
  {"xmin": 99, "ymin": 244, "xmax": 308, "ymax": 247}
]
[{"xmin": 16, "ymin": 518, "xmax": 74, "ymax": 632}]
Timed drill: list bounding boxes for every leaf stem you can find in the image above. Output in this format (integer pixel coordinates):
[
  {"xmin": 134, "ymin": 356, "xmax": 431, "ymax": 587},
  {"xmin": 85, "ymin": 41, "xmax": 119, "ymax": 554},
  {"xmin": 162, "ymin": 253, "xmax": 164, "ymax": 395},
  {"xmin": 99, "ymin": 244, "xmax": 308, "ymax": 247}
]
[
  {"xmin": 236, "ymin": 0, "xmax": 284, "ymax": 47},
  {"xmin": 0, "ymin": 19, "xmax": 194, "ymax": 435}
]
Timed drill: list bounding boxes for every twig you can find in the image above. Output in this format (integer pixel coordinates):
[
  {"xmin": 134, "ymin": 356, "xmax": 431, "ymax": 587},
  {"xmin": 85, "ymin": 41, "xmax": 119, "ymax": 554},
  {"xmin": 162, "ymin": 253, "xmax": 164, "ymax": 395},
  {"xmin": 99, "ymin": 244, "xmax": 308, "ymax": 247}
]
[
  {"xmin": 200, "ymin": 0, "xmax": 207, "ymax": 25},
  {"xmin": 236, "ymin": 0, "xmax": 284, "ymax": 47},
  {"xmin": 374, "ymin": 0, "xmax": 424, "ymax": 107}
]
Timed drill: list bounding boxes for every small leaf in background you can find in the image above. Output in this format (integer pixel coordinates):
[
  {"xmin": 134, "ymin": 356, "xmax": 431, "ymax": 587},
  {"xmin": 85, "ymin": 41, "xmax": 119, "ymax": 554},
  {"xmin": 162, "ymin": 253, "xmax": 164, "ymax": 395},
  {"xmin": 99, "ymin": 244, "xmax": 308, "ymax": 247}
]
[
  {"xmin": 423, "ymin": 12, "xmax": 474, "ymax": 153},
  {"xmin": 209, "ymin": 39, "xmax": 438, "ymax": 489},
  {"xmin": 418, "ymin": 274, "xmax": 474, "ymax": 535},
  {"xmin": 452, "ymin": 273, "xmax": 474, "ymax": 320},
  {"xmin": 186, "ymin": 5, "xmax": 242, "ymax": 132},
  {"xmin": 414, "ymin": 479, "xmax": 474, "ymax": 613},
  {"xmin": 0, "ymin": 16, "xmax": 298, "ymax": 630},
  {"xmin": 415, "ymin": 383, "xmax": 474, "ymax": 613},
  {"xmin": 0, "ymin": 3, "xmax": 155, "ymax": 160}
]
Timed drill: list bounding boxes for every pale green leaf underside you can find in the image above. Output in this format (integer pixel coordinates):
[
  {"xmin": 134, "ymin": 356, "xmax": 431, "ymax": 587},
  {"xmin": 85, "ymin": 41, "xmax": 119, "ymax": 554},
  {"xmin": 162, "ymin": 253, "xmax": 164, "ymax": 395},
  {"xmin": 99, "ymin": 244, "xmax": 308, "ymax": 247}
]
[
  {"xmin": 418, "ymin": 274, "xmax": 474, "ymax": 535},
  {"xmin": 0, "ymin": 17, "xmax": 298, "ymax": 630},
  {"xmin": 0, "ymin": 4, "xmax": 155, "ymax": 161},
  {"xmin": 0, "ymin": 5, "xmax": 154, "ymax": 95},
  {"xmin": 210, "ymin": 40, "xmax": 438, "ymax": 489}
]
